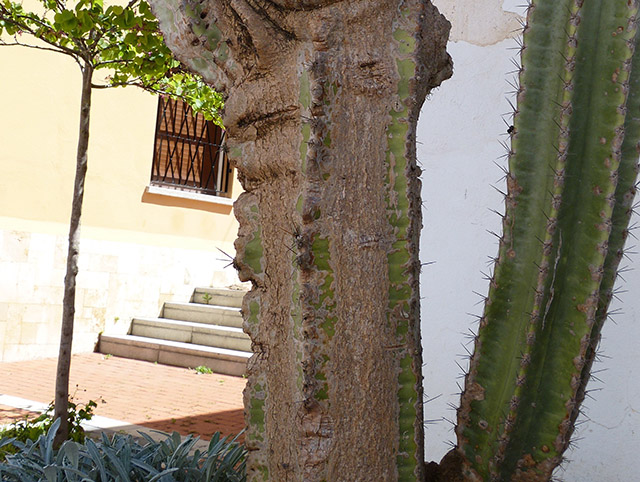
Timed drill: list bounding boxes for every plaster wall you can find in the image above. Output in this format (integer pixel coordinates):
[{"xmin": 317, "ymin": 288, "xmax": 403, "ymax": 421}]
[
  {"xmin": 0, "ymin": 46, "xmax": 241, "ymax": 244},
  {"xmin": 419, "ymin": 1, "xmax": 640, "ymax": 480}
]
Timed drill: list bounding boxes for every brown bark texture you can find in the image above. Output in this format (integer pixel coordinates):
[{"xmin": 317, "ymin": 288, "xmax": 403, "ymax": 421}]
[
  {"xmin": 54, "ymin": 62, "xmax": 93, "ymax": 447},
  {"xmin": 152, "ymin": 1, "xmax": 451, "ymax": 480}
]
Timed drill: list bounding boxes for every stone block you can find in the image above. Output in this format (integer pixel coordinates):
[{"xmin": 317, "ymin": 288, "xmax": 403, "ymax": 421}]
[
  {"xmin": 3, "ymin": 321, "xmax": 21, "ymax": 344},
  {"xmin": 34, "ymin": 262, "xmax": 56, "ymax": 286},
  {"xmin": 6, "ymin": 304, "xmax": 26, "ymax": 325},
  {"xmin": 3, "ymin": 342, "xmax": 58, "ymax": 362},
  {"xmin": 88, "ymin": 253, "xmax": 119, "ymax": 273},
  {"xmin": 0, "ymin": 321, "xmax": 6, "ymax": 345},
  {"xmin": 142, "ymin": 281, "xmax": 162, "ymax": 305},
  {"xmin": 76, "ymin": 271, "xmax": 109, "ymax": 290},
  {"xmin": 0, "ymin": 230, "xmax": 30, "ymax": 263},
  {"xmin": 22, "ymin": 304, "xmax": 49, "ymax": 324},
  {"xmin": 0, "ymin": 263, "xmax": 19, "ymax": 301},
  {"xmin": 32, "ymin": 285, "xmax": 64, "ymax": 306},
  {"xmin": 53, "ymin": 236, "xmax": 68, "ymax": 270},
  {"xmin": 72, "ymin": 332, "xmax": 100, "ymax": 353},
  {"xmin": 19, "ymin": 322, "xmax": 42, "ymax": 344},
  {"xmin": 83, "ymin": 288, "xmax": 109, "ymax": 308},
  {"xmin": 17, "ymin": 264, "xmax": 36, "ymax": 292},
  {"xmin": 27, "ymin": 232, "xmax": 55, "ymax": 263},
  {"xmin": 116, "ymin": 249, "xmax": 140, "ymax": 275},
  {"xmin": 50, "ymin": 268, "xmax": 66, "ymax": 288}
]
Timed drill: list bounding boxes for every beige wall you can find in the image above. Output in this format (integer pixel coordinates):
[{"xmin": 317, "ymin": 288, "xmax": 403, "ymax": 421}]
[
  {"xmin": 0, "ymin": 37, "xmax": 241, "ymax": 361},
  {"xmin": 0, "ymin": 46, "xmax": 240, "ymax": 247}
]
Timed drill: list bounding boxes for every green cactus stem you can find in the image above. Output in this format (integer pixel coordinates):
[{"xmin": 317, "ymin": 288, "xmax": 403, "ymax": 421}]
[
  {"xmin": 457, "ymin": 1, "xmax": 640, "ymax": 480},
  {"xmin": 387, "ymin": 19, "xmax": 424, "ymax": 479},
  {"xmin": 573, "ymin": 16, "xmax": 640, "ymax": 432}
]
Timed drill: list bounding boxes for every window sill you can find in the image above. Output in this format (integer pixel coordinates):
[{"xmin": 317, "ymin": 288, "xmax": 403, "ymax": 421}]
[
  {"xmin": 145, "ymin": 185, "xmax": 234, "ymax": 206},
  {"xmin": 142, "ymin": 185, "xmax": 234, "ymax": 214}
]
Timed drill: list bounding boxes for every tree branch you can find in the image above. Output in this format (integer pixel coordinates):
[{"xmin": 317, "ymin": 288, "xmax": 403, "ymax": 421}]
[
  {"xmin": 0, "ymin": 38, "xmax": 82, "ymax": 68},
  {"xmin": 90, "ymin": 78, "xmax": 206, "ymax": 106},
  {"xmin": 12, "ymin": 12, "xmax": 52, "ymax": 30},
  {"xmin": 91, "ymin": 75, "xmax": 145, "ymax": 89},
  {"xmin": 90, "ymin": 83, "xmax": 117, "ymax": 89},
  {"xmin": 0, "ymin": 11, "xmax": 85, "ymax": 60},
  {"xmin": 93, "ymin": 58, "xmax": 134, "ymax": 68}
]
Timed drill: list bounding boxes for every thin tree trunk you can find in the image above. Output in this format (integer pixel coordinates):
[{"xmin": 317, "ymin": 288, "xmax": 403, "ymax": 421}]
[{"xmin": 54, "ymin": 60, "xmax": 93, "ymax": 447}]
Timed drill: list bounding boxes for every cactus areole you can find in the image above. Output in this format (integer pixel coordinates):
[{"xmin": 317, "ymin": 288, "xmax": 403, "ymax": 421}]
[{"xmin": 150, "ymin": 0, "xmax": 451, "ymax": 480}]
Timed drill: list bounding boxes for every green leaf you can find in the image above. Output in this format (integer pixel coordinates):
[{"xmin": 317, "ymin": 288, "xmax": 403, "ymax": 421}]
[
  {"xmin": 43, "ymin": 465, "xmax": 57, "ymax": 482},
  {"xmin": 76, "ymin": 10, "xmax": 95, "ymax": 33},
  {"xmin": 107, "ymin": 5, "xmax": 123, "ymax": 16},
  {"xmin": 123, "ymin": 31, "xmax": 137, "ymax": 46},
  {"xmin": 120, "ymin": 9, "xmax": 135, "ymax": 28},
  {"xmin": 53, "ymin": 9, "xmax": 78, "ymax": 32},
  {"xmin": 74, "ymin": 0, "xmax": 89, "ymax": 12},
  {"xmin": 60, "ymin": 441, "xmax": 79, "ymax": 468}
]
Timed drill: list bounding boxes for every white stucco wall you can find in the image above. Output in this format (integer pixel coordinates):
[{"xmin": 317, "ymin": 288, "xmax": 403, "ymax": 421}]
[{"xmin": 418, "ymin": 1, "xmax": 640, "ymax": 480}]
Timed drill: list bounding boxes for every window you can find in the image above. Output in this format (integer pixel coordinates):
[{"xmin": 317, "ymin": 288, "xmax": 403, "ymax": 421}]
[{"xmin": 150, "ymin": 96, "xmax": 231, "ymax": 198}]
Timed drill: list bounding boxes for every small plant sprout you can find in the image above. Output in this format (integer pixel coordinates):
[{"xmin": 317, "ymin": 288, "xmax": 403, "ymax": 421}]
[{"xmin": 195, "ymin": 365, "xmax": 213, "ymax": 375}]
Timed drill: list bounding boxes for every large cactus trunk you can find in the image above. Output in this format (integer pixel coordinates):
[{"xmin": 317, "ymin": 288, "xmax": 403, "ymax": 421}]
[
  {"xmin": 455, "ymin": 1, "xmax": 640, "ymax": 480},
  {"xmin": 150, "ymin": 0, "xmax": 451, "ymax": 480}
]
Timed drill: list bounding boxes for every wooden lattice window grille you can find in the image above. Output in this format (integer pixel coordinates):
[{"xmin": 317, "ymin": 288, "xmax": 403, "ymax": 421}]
[{"xmin": 151, "ymin": 96, "xmax": 231, "ymax": 197}]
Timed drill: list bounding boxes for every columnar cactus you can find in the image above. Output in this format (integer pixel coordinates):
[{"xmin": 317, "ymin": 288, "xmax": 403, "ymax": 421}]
[
  {"xmin": 151, "ymin": 0, "xmax": 451, "ymax": 480},
  {"xmin": 152, "ymin": 0, "xmax": 640, "ymax": 479},
  {"xmin": 456, "ymin": 1, "xmax": 640, "ymax": 479}
]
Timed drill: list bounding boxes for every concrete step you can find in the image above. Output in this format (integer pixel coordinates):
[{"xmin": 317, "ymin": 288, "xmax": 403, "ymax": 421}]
[
  {"xmin": 98, "ymin": 334, "xmax": 250, "ymax": 377},
  {"xmin": 130, "ymin": 317, "xmax": 251, "ymax": 352},
  {"xmin": 162, "ymin": 302, "xmax": 243, "ymax": 328},
  {"xmin": 192, "ymin": 288, "xmax": 246, "ymax": 308}
]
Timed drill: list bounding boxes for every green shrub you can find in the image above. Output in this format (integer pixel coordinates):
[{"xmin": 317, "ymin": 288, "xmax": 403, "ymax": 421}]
[
  {"xmin": 0, "ymin": 418, "xmax": 246, "ymax": 481},
  {"xmin": 0, "ymin": 399, "xmax": 96, "ymax": 460}
]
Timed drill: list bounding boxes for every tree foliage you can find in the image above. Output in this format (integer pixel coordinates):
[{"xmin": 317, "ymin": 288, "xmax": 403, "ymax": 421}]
[{"xmin": 0, "ymin": 0, "xmax": 222, "ymax": 122}]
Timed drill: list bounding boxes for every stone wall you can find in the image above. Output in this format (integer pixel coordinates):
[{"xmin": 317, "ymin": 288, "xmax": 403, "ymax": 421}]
[{"xmin": 0, "ymin": 225, "xmax": 238, "ymax": 362}]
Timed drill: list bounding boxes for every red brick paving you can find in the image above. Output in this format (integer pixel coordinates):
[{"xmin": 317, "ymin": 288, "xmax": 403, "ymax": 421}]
[
  {"xmin": 0, "ymin": 405, "xmax": 40, "ymax": 425},
  {"xmin": 0, "ymin": 353, "xmax": 246, "ymax": 440}
]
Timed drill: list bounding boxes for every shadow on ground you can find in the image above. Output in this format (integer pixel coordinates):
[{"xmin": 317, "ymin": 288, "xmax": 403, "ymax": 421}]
[{"xmin": 133, "ymin": 408, "xmax": 245, "ymax": 441}]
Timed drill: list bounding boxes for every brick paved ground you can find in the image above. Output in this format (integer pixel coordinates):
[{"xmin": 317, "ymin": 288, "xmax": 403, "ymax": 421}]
[
  {"xmin": 0, "ymin": 405, "xmax": 38, "ymax": 425},
  {"xmin": 0, "ymin": 353, "xmax": 246, "ymax": 440}
]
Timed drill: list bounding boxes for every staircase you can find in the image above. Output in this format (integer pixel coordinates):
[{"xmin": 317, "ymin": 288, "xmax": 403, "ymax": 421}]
[{"xmin": 98, "ymin": 288, "xmax": 251, "ymax": 376}]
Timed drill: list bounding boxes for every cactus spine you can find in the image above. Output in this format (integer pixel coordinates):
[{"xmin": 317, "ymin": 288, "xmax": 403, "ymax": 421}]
[{"xmin": 457, "ymin": 1, "xmax": 640, "ymax": 479}]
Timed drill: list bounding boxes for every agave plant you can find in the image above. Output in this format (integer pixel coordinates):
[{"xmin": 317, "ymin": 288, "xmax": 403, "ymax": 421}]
[{"xmin": 0, "ymin": 418, "xmax": 246, "ymax": 481}]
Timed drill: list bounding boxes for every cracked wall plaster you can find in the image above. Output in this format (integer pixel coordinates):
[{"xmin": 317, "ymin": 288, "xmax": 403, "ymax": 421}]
[{"xmin": 433, "ymin": 0, "xmax": 524, "ymax": 46}]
